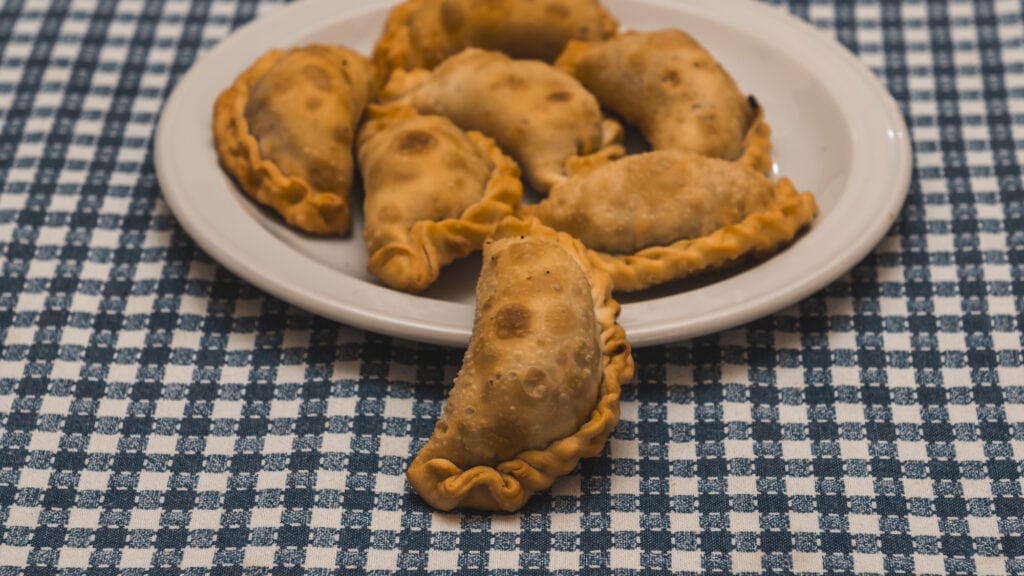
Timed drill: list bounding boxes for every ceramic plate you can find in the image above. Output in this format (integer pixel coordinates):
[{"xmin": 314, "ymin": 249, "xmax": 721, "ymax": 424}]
[{"xmin": 154, "ymin": 0, "xmax": 912, "ymax": 347}]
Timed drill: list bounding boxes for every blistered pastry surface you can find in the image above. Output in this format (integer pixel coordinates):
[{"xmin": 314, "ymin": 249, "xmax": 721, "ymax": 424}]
[
  {"xmin": 406, "ymin": 217, "xmax": 633, "ymax": 511},
  {"xmin": 556, "ymin": 30, "xmax": 769, "ymax": 169},
  {"xmin": 524, "ymin": 150, "xmax": 779, "ymax": 254},
  {"xmin": 373, "ymin": 0, "xmax": 618, "ymax": 76},
  {"xmin": 586, "ymin": 178, "xmax": 819, "ymax": 293},
  {"xmin": 381, "ymin": 48, "xmax": 623, "ymax": 193},
  {"xmin": 212, "ymin": 45, "xmax": 374, "ymax": 235},
  {"xmin": 358, "ymin": 105, "xmax": 522, "ymax": 292}
]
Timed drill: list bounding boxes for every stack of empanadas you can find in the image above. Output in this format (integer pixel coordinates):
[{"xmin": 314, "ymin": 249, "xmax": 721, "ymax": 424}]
[{"xmin": 210, "ymin": 0, "xmax": 820, "ymax": 512}]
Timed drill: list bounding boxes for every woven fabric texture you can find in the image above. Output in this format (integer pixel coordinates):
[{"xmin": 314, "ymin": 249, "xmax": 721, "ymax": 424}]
[{"xmin": 1, "ymin": 0, "xmax": 1023, "ymax": 574}]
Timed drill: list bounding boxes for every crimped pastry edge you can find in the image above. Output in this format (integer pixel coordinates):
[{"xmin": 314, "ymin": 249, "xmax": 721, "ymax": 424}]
[
  {"xmin": 406, "ymin": 216, "xmax": 634, "ymax": 512},
  {"xmin": 372, "ymin": 0, "xmax": 620, "ymax": 79},
  {"xmin": 556, "ymin": 38, "xmax": 774, "ymax": 174},
  {"xmin": 587, "ymin": 178, "xmax": 819, "ymax": 293},
  {"xmin": 371, "ymin": 0, "xmax": 424, "ymax": 80},
  {"xmin": 361, "ymin": 105, "xmax": 524, "ymax": 293},
  {"xmin": 212, "ymin": 46, "xmax": 356, "ymax": 235},
  {"xmin": 379, "ymin": 57, "xmax": 627, "ymax": 196}
]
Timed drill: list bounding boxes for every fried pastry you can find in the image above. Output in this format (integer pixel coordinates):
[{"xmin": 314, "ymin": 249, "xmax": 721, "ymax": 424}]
[
  {"xmin": 407, "ymin": 217, "xmax": 633, "ymax": 512},
  {"xmin": 213, "ymin": 44, "xmax": 375, "ymax": 235},
  {"xmin": 357, "ymin": 105, "xmax": 522, "ymax": 292},
  {"xmin": 373, "ymin": 0, "xmax": 618, "ymax": 76},
  {"xmin": 519, "ymin": 150, "xmax": 818, "ymax": 292},
  {"xmin": 556, "ymin": 29, "xmax": 772, "ymax": 173},
  {"xmin": 381, "ymin": 48, "xmax": 624, "ymax": 193}
]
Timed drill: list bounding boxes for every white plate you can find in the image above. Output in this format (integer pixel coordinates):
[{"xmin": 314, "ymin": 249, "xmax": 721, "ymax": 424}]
[{"xmin": 155, "ymin": 0, "xmax": 912, "ymax": 348}]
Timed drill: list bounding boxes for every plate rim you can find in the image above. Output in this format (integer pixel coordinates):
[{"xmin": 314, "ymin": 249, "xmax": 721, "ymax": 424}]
[{"xmin": 154, "ymin": 0, "xmax": 913, "ymax": 348}]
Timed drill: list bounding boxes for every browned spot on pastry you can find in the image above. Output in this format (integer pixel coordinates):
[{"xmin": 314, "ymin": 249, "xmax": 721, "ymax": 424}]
[
  {"xmin": 396, "ymin": 130, "xmax": 437, "ymax": 153},
  {"xmin": 548, "ymin": 91, "xmax": 572, "ymax": 102},
  {"xmin": 545, "ymin": 2, "xmax": 570, "ymax": 18},
  {"xmin": 306, "ymin": 96, "xmax": 323, "ymax": 110},
  {"xmin": 661, "ymin": 68, "xmax": 681, "ymax": 86},
  {"xmin": 494, "ymin": 304, "xmax": 531, "ymax": 338},
  {"xmin": 440, "ymin": 0, "xmax": 465, "ymax": 32},
  {"xmin": 303, "ymin": 65, "xmax": 331, "ymax": 91},
  {"xmin": 307, "ymin": 159, "xmax": 339, "ymax": 191},
  {"xmin": 521, "ymin": 367, "xmax": 549, "ymax": 399}
]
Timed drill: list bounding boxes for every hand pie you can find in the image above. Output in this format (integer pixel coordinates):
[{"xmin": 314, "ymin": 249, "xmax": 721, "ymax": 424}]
[
  {"xmin": 373, "ymin": 0, "xmax": 617, "ymax": 76},
  {"xmin": 556, "ymin": 29, "xmax": 771, "ymax": 173},
  {"xmin": 213, "ymin": 44, "xmax": 375, "ymax": 235},
  {"xmin": 381, "ymin": 48, "xmax": 624, "ymax": 193},
  {"xmin": 407, "ymin": 217, "xmax": 633, "ymax": 512},
  {"xmin": 357, "ymin": 106, "xmax": 522, "ymax": 292},
  {"xmin": 519, "ymin": 150, "xmax": 819, "ymax": 292}
]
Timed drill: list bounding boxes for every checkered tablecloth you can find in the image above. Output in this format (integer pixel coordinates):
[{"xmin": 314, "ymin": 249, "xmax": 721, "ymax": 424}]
[{"xmin": 0, "ymin": 0, "xmax": 1022, "ymax": 574}]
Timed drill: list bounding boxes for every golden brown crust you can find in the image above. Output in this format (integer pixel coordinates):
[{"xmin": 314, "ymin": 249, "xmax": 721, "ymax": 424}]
[
  {"xmin": 373, "ymin": 0, "xmax": 619, "ymax": 79},
  {"xmin": 406, "ymin": 217, "xmax": 633, "ymax": 512},
  {"xmin": 586, "ymin": 178, "xmax": 819, "ymax": 292},
  {"xmin": 213, "ymin": 45, "xmax": 375, "ymax": 235},
  {"xmin": 380, "ymin": 48, "xmax": 624, "ymax": 194},
  {"xmin": 373, "ymin": 0, "xmax": 423, "ymax": 77},
  {"xmin": 556, "ymin": 30, "xmax": 769, "ymax": 169},
  {"xmin": 358, "ymin": 105, "xmax": 523, "ymax": 293},
  {"xmin": 523, "ymin": 150, "xmax": 780, "ymax": 254}
]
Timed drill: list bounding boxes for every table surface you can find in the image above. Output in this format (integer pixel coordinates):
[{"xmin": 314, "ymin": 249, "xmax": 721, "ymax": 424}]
[{"xmin": 1, "ymin": 0, "xmax": 1023, "ymax": 574}]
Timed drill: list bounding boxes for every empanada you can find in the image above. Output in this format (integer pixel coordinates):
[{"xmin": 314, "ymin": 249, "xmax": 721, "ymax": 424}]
[
  {"xmin": 357, "ymin": 106, "xmax": 522, "ymax": 292},
  {"xmin": 519, "ymin": 150, "xmax": 818, "ymax": 292},
  {"xmin": 213, "ymin": 44, "xmax": 375, "ymax": 235},
  {"xmin": 556, "ymin": 29, "xmax": 772, "ymax": 173},
  {"xmin": 407, "ymin": 217, "xmax": 633, "ymax": 512},
  {"xmin": 381, "ymin": 48, "xmax": 624, "ymax": 193},
  {"xmin": 373, "ymin": 0, "xmax": 617, "ymax": 76}
]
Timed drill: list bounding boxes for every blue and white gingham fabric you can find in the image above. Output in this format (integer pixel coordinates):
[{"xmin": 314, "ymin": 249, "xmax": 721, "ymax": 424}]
[{"xmin": 1, "ymin": 0, "xmax": 1023, "ymax": 574}]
